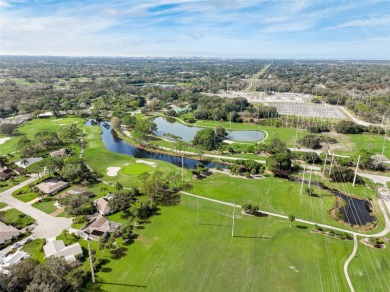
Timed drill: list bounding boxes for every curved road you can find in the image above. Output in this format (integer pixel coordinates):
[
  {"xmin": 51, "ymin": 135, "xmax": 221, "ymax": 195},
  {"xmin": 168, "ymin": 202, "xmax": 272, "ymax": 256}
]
[{"xmin": 0, "ymin": 176, "xmax": 72, "ymax": 239}]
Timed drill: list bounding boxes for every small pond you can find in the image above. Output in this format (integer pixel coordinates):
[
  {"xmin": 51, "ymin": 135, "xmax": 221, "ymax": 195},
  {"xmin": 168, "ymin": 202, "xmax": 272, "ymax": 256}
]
[
  {"xmin": 86, "ymin": 120, "xmax": 225, "ymax": 170},
  {"xmin": 154, "ymin": 117, "xmax": 264, "ymax": 142},
  {"xmin": 289, "ymin": 177, "xmax": 376, "ymax": 226}
]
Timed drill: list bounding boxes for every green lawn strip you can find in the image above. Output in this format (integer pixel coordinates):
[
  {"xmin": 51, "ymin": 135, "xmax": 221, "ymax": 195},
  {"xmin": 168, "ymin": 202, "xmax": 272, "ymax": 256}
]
[
  {"xmin": 1, "ymin": 208, "xmax": 35, "ymax": 229},
  {"xmin": 33, "ymin": 200, "xmax": 58, "ymax": 214},
  {"xmin": 83, "ymin": 125, "xmax": 190, "ymax": 188},
  {"xmin": 12, "ymin": 184, "xmax": 39, "ymax": 202},
  {"xmin": 349, "ymin": 238, "xmax": 390, "ymax": 291},
  {"xmin": 94, "ymin": 195, "xmax": 351, "ymax": 291},
  {"xmin": 0, "ymin": 176, "xmax": 30, "ymax": 193},
  {"xmin": 22, "ymin": 239, "xmax": 45, "ymax": 262},
  {"xmin": 0, "ymin": 202, "xmax": 8, "ymax": 209}
]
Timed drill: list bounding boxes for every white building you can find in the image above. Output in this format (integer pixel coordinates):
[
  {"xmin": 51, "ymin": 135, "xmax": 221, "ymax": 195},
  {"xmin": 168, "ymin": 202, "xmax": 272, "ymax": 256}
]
[{"xmin": 43, "ymin": 240, "xmax": 82, "ymax": 261}]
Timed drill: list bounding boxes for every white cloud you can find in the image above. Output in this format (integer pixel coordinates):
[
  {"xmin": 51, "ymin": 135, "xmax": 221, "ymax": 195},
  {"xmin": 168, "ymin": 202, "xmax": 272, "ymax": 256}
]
[
  {"xmin": 0, "ymin": 0, "xmax": 11, "ymax": 7},
  {"xmin": 327, "ymin": 14, "xmax": 390, "ymax": 29}
]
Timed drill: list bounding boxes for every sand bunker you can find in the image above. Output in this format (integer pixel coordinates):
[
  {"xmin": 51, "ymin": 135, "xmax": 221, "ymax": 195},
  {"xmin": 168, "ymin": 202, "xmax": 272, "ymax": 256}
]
[
  {"xmin": 136, "ymin": 159, "xmax": 157, "ymax": 168},
  {"xmin": 0, "ymin": 137, "xmax": 11, "ymax": 145},
  {"xmin": 107, "ymin": 167, "xmax": 121, "ymax": 176}
]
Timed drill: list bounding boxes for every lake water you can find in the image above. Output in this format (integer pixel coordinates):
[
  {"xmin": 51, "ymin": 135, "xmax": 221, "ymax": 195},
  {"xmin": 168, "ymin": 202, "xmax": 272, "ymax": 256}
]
[
  {"xmin": 154, "ymin": 117, "xmax": 264, "ymax": 142},
  {"xmin": 86, "ymin": 120, "xmax": 225, "ymax": 170}
]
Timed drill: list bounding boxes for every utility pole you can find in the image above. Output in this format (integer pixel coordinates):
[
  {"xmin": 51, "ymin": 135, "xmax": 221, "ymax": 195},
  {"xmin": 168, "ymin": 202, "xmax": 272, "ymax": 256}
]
[
  {"xmin": 352, "ymin": 155, "xmax": 361, "ymax": 187},
  {"xmin": 181, "ymin": 154, "xmax": 184, "ymax": 182},
  {"xmin": 308, "ymin": 168, "xmax": 313, "ymax": 189},
  {"xmin": 322, "ymin": 151, "xmax": 328, "ymax": 181},
  {"xmin": 232, "ymin": 204, "xmax": 235, "ymax": 237},
  {"xmin": 300, "ymin": 165, "xmax": 306, "ymax": 195},
  {"xmin": 88, "ymin": 243, "xmax": 95, "ymax": 284},
  {"xmin": 328, "ymin": 155, "xmax": 334, "ymax": 177},
  {"xmin": 196, "ymin": 198, "xmax": 199, "ymax": 225}
]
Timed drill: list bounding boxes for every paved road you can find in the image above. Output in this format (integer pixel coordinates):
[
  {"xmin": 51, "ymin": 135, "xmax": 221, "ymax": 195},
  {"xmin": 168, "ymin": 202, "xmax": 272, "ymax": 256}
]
[
  {"xmin": 343, "ymin": 234, "xmax": 358, "ymax": 292},
  {"xmin": 0, "ymin": 177, "xmax": 72, "ymax": 239}
]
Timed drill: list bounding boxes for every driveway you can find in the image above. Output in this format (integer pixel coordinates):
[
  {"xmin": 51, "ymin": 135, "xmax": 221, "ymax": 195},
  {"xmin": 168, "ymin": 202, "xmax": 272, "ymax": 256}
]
[{"xmin": 0, "ymin": 177, "xmax": 72, "ymax": 239}]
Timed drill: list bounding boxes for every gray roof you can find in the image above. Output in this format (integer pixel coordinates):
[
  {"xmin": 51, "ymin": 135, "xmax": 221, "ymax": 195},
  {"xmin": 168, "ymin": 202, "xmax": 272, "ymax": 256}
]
[
  {"xmin": 43, "ymin": 240, "xmax": 82, "ymax": 259},
  {"xmin": 0, "ymin": 222, "xmax": 21, "ymax": 244},
  {"xmin": 15, "ymin": 157, "xmax": 43, "ymax": 169}
]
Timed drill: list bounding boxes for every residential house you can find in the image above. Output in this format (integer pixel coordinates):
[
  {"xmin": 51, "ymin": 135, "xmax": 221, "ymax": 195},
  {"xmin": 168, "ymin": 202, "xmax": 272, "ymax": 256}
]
[
  {"xmin": 36, "ymin": 181, "xmax": 69, "ymax": 195},
  {"xmin": 13, "ymin": 167, "xmax": 26, "ymax": 175},
  {"xmin": 49, "ymin": 148, "xmax": 67, "ymax": 158},
  {"xmin": 37, "ymin": 112, "xmax": 54, "ymax": 118},
  {"xmin": 43, "ymin": 239, "xmax": 82, "ymax": 261},
  {"xmin": 0, "ymin": 222, "xmax": 21, "ymax": 245},
  {"xmin": 94, "ymin": 197, "xmax": 111, "ymax": 215},
  {"xmin": 83, "ymin": 215, "xmax": 120, "ymax": 241},
  {"xmin": 0, "ymin": 252, "xmax": 29, "ymax": 274},
  {"xmin": 15, "ymin": 157, "xmax": 43, "ymax": 169},
  {"xmin": 56, "ymin": 188, "xmax": 95, "ymax": 206},
  {"xmin": 0, "ymin": 168, "xmax": 15, "ymax": 181}
]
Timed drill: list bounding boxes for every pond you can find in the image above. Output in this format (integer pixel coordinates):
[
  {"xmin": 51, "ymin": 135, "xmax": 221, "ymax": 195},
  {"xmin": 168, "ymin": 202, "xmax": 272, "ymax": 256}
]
[
  {"xmin": 289, "ymin": 176, "xmax": 376, "ymax": 226},
  {"xmin": 153, "ymin": 117, "xmax": 265, "ymax": 142},
  {"xmin": 86, "ymin": 120, "xmax": 225, "ymax": 170}
]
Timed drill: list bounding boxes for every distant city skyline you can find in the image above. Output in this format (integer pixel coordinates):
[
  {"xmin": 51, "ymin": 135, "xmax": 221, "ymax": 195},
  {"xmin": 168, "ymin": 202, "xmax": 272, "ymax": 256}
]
[{"xmin": 1, "ymin": 0, "xmax": 389, "ymax": 59}]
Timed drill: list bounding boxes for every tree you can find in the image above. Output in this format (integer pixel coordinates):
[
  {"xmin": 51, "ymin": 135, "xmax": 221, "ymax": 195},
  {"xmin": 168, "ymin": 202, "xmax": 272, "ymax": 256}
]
[
  {"xmin": 214, "ymin": 126, "xmax": 228, "ymax": 144},
  {"xmin": 121, "ymin": 115, "xmax": 137, "ymax": 128},
  {"xmin": 305, "ymin": 187, "xmax": 314, "ymax": 196},
  {"xmin": 108, "ymin": 190, "xmax": 136, "ymax": 213},
  {"xmin": 133, "ymin": 119, "xmax": 157, "ymax": 144},
  {"xmin": 0, "ymin": 123, "xmax": 17, "ymax": 136},
  {"xmin": 111, "ymin": 116, "xmax": 122, "ymax": 129},
  {"xmin": 0, "ymin": 258, "xmax": 39, "ymax": 291},
  {"xmin": 267, "ymin": 138, "xmax": 286, "ymax": 154},
  {"xmin": 192, "ymin": 128, "xmax": 216, "ymax": 150},
  {"xmin": 335, "ymin": 121, "xmax": 364, "ymax": 134},
  {"xmin": 0, "ymin": 156, "xmax": 8, "ymax": 167},
  {"xmin": 288, "ymin": 214, "xmax": 295, "ymax": 227},
  {"xmin": 26, "ymin": 258, "xmax": 72, "ymax": 292},
  {"xmin": 266, "ymin": 150, "xmax": 292, "ymax": 173}
]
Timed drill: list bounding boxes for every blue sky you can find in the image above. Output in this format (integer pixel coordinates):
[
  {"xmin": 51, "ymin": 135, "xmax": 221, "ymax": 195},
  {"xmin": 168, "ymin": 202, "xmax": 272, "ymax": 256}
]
[{"xmin": 0, "ymin": 0, "xmax": 389, "ymax": 58}]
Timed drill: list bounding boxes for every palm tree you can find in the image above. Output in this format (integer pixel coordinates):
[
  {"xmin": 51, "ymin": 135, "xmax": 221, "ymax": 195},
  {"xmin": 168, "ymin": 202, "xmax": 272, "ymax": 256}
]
[
  {"xmin": 288, "ymin": 214, "xmax": 295, "ymax": 227},
  {"xmin": 0, "ymin": 156, "xmax": 8, "ymax": 168}
]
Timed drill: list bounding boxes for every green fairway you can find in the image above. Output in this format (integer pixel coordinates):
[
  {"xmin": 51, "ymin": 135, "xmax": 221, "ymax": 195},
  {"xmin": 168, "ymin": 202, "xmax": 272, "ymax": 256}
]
[
  {"xmin": 94, "ymin": 195, "xmax": 352, "ymax": 291},
  {"xmin": 122, "ymin": 163, "xmax": 153, "ymax": 175},
  {"xmin": 0, "ymin": 116, "xmax": 84, "ymax": 156},
  {"xmin": 190, "ymin": 173, "xmax": 379, "ymax": 230},
  {"xmin": 83, "ymin": 125, "xmax": 190, "ymax": 188},
  {"xmin": 349, "ymin": 238, "xmax": 390, "ymax": 291}
]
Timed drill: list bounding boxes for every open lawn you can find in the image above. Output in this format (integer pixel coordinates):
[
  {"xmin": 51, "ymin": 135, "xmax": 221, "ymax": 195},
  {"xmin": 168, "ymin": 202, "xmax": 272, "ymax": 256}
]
[
  {"xmin": 349, "ymin": 238, "xmax": 390, "ymax": 291},
  {"xmin": 33, "ymin": 199, "xmax": 58, "ymax": 214},
  {"xmin": 348, "ymin": 133, "xmax": 390, "ymax": 159},
  {"xmin": 0, "ymin": 202, "xmax": 8, "ymax": 209},
  {"xmin": 94, "ymin": 195, "xmax": 352, "ymax": 291},
  {"xmin": 0, "ymin": 208, "xmax": 35, "ymax": 229},
  {"xmin": 22, "ymin": 239, "xmax": 45, "ymax": 262},
  {"xmin": 12, "ymin": 185, "xmax": 39, "ymax": 203},
  {"xmin": 190, "ymin": 173, "xmax": 379, "ymax": 230},
  {"xmin": 83, "ymin": 125, "xmax": 191, "ymax": 188}
]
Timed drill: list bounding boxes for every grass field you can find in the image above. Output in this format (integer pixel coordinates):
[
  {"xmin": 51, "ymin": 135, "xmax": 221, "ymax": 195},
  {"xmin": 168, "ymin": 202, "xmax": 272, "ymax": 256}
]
[
  {"xmin": 0, "ymin": 208, "xmax": 35, "ymax": 229},
  {"xmin": 83, "ymin": 125, "xmax": 191, "ymax": 188},
  {"xmin": 94, "ymin": 195, "xmax": 352, "ymax": 291},
  {"xmin": 348, "ymin": 133, "xmax": 390, "ymax": 159},
  {"xmin": 0, "ymin": 202, "xmax": 8, "ymax": 209},
  {"xmin": 0, "ymin": 116, "xmax": 85, "ymax": 156},
  {"xmin": 122, "ymin": 163, "xmax": 153, "ymax": 175},
  {"xmin": 189, "ymin": 173, "xmax": 380, "ymax": 230},
  {"xmin": 349, "ymin": 238, "xmax": 390, "ymax": 291}
]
